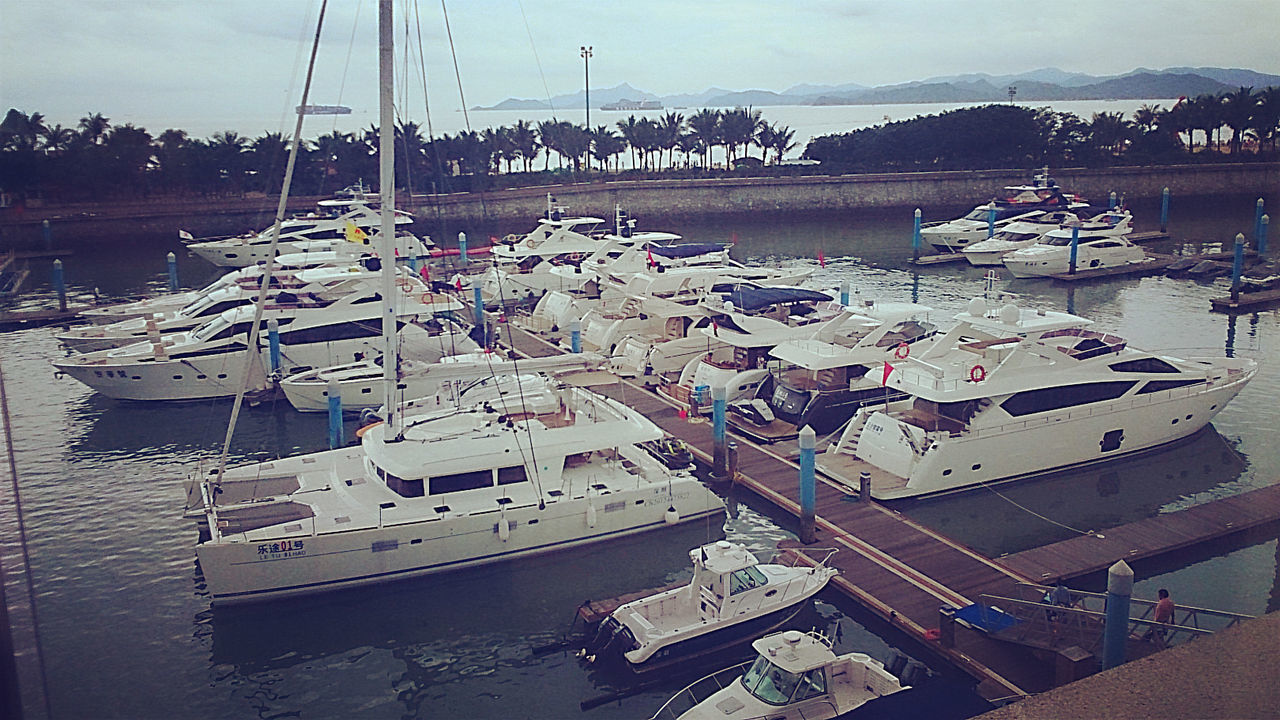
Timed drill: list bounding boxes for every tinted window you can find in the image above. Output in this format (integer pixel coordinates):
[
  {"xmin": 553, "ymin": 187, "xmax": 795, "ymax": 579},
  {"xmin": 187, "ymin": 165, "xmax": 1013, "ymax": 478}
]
[
  {"xmin": 1001, "ymin": 381, "xmax": 1136, "ymax": 417},
  {"xmin": 497, "ymin": 465, "xmax": 528, "ymax": 486},
  {"xmin": 280, "ymin": 320, "xmax": 383, "ymax": 345},
  {"xmin": 429, "ymin": 469, "xmax": 493, "ymax": 495},
  {"xmin": 1137, "ymin": 378, "xmax": 1205, "ymax": 394},
  {"xmin": 1109, "ymin": 358, "xmax": 1179, "ymax": 374}
]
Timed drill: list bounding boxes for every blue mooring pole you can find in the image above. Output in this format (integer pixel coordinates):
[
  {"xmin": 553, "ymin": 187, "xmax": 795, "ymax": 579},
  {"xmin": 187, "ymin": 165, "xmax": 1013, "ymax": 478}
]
[
  {"xmin": 712, "ymin": 384, "xmax": 727, "ymax": 480},
  {"xmin": 1160, "ymin": 187, "xmax": 1170, "ymax": 233},
  {"xmin": 1231, "ymin": 233, "xmax": 1246, "ymax": 303},
  {"xmin": 986, "ymin": 205, "xmax": 996, "ymax": 238},
  {"xmin": 840, "ymin": 278, "xmax": 850, "ymax": 305},
  {"xmin": 166, "ymin": 251, "xmax": 179, "ymax": 291},
  {"xmin": 1260, "ymin": 215, "xmax": 1270, "ymax": 255},
  {"xmin": 472, "ymin": 285, "xmax": 484, "ymax": 328},
  {"xmin": 52, "ymin": 258, "xmax": 67, "ymax": 312},
  {"xmin": 458, "ymin": 231, "xmax": 469, "ymax": 267},
  {"xmin": 1102, "ymin": 560, "xmax": 1134, "ymax": 670},
  {"xmin": 42, "ymin": 219, "xmax": 52, "ymax": 248},
  {"xmin": 327, "ymin": 378, "xmax": 343, "ymax": 449},
  {"xmin": 1255, "ymin": 198, "xmax": 1265, "ymax": 246},
  {"xmin": 799, "ymin": 425, "xmax": 816, "ymax": 544},
  {"xmin": 912, "ymin": 208, "xmax": 922, "ymax": 262},
  {"xmin": 267, "ymin": 318, "xmax": 281, "ymax": 374},
  {"xmin": 1068, "ymin": 224, "xmax": 1081, "ymax": 275},
  {"xmin": 1109, "ymin": 191, "xmax": 1117, "ymax": 210},
  {"xmin": 569, "ymin": 319, "xmax": 581, "ymax": 353}
]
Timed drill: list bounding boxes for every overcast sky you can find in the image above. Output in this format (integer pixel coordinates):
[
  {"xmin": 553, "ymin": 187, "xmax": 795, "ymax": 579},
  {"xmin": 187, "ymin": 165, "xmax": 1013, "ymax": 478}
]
[{"xmin": 3, "ymin": 0, "xmax": 1279, "ymax": 139}]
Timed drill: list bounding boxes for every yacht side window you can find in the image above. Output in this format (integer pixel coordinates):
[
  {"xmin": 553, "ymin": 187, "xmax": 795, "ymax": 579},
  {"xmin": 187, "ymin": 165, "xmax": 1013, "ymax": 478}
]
[
  {"xmin": 428, "ymin": 469, "xmax": 494, "ymax": 495},
  {"xmin": 729, "ymin": 566, "xmax": 769, "ymax": 595},
  {"xmin": 792, "ymin": 668, "xmax": 827, "ymax": 701}
]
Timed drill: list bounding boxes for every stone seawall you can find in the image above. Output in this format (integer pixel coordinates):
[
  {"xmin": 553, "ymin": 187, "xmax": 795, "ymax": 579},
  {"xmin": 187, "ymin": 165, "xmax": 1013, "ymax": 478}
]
[{"xmin": 2, "ymin": 163, "xmax": 1275, "ymax": 245}]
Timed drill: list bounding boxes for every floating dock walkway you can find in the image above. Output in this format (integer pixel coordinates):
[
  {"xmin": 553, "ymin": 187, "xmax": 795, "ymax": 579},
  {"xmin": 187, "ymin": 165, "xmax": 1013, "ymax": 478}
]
[{"xmin": 497, "ymin": 317, "xmax": 1280, "ymax": 701}]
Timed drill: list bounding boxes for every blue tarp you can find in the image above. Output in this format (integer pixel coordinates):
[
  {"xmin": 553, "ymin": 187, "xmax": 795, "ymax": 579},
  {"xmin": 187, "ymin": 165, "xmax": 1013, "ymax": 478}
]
[
  {"xmin": 954, "ymin": 603, "xmax": 1020, "ymax": 634},
  {"xmin": 718, "ymin": 286, "xmax": 832, "ymax": 312}
]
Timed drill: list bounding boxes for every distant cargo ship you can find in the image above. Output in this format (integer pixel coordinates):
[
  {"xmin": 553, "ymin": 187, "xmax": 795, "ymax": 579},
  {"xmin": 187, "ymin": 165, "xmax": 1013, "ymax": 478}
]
[{"xmin": 600, "ymin": 98, "xmax": 662, "ymax": 111}]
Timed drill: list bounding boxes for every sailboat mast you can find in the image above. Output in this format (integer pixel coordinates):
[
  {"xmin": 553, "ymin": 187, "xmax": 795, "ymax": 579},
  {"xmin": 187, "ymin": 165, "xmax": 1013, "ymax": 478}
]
[{"xmin": 378, "ymin": 0, "xmax": 401, "ymax": 440}]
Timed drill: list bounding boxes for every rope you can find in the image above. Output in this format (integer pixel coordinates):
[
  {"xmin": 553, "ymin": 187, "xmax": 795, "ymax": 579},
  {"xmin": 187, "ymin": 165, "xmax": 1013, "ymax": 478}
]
[{"xmin": 975, "ymin": 478, "xmax": 1106, "ymax": 539}]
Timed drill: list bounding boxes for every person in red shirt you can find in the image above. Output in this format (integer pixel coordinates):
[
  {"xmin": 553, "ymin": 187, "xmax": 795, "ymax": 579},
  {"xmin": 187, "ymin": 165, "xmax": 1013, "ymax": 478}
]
[{"xmin": 1144, "ymin": 588, "xmax": 1175, "ymax": 646}]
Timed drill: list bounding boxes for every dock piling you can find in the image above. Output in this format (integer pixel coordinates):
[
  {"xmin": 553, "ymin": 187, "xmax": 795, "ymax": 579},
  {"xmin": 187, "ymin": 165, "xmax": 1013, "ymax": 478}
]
[
  {"xmin": 458, "ymin": 232, "xmax": 469, "ymax": 266},
  {"xmin": 938, "ymin": 605, "xmax": 957, "ymax": 648},
  {"xmin": 327, "ymin": 378, "xmax": 343, "ymax": 449},
  {"xmin": 711, "ymin": 385, "xmax": 727, "ymax": 480},
  {"xmin": 1260, "ymin": 214, "xmax": 1269, "ymax": 255},
  {"xmin": 473, "ymin": 286, "xmax": 484, "ymax": 327},
  {"xmin": 267, "ymin": 318, "xmax": 281, "ymax": 374},
  {"xmin": 1231, "ymin": 233, "xmax": 1246, "ymax": 303},
  {"xmin": 42, "ymin": 219, "xmax": 52, "ymax": 248},
  {"xmin": 1068, "ymin": 224, "xmax": 1080, "ymax": 275},
  {"xmin": 1109, "ymin": 191, "xmax": 1117, "ymax": 210},
  {"xmin": 1255, "ymin": 198, "xmax": 1265, "ymax": 247},
  {"xmin": 799, "ymin": 426, "xmax": 816, "ymax": 544},
  {"xmin": 1160, "ymin": 187, "xmax": 1170, "ymax": 232},
  {"xmin": 912, "ymin": 209, "xmax": 922, "ymax": 262},
  {"xmin": 986, "ymin": 205, "xmax": 996, "ymax": 238},
  {"xmin": 859, "ymin": 470, "xmax": 871, "ymax": 501},
  {"xmin": 52, "ymin": 258, "xmax": 66, "ymax": 312},
  {"xmin": 569, "ymin": 319, "xmax": 581, "ymax": 353},
  {"xmin": 1102, "ymin": 560, "xmax": 1134, "ymax": 670},
  {"xmin": 727, "ymin": 440, "xmax": 738, "ymax": 484},
  {"xmin": 840, "ymin": 278, "xmax": 849, "ymax": 305},
  {"xmin": 166, "ymin": 251, "xmax": 179, "ymax": 291}
]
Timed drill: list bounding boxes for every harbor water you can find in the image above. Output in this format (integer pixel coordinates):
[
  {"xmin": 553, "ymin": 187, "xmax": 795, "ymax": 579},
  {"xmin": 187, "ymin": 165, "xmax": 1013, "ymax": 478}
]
[{"xmin": 1, "ymin": 192, "xmax": 1277, "ymax": 718}]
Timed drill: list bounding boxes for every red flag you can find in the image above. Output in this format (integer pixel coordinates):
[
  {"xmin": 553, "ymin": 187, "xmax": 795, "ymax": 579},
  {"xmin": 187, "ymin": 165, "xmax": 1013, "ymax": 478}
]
[
  {"xmin": 419, "ymin": 264, "xmax": 430, "ymax": 281},
  {"xmin": 711, "ymin": 318, "xmax": 718, "ymax": 336},
  {"xmin": 647, "ymin": 244, "xmax": 654, "ymax": 267},
  {"xmin": 730, "ymin": 232, "xmax": 739, "ymax": 244},
  {"xmin": 454, "ymin": 276, "xmax": 463, "ymax": 292},
  {"xmin": 881, "ymin": 361, "xmax": 894, "ymax": 386},
  {"xmin": 818, "ymin": 248, "xmax": 825, "ymax": 268}
]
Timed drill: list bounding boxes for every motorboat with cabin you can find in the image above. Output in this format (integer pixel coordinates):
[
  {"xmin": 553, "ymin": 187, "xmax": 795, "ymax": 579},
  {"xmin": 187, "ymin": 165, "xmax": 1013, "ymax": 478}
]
[
  {"xmin": 185, "ymin": 377, "xmax": 725, "ymax": 604},
  {"xmin": 921, "ymin": 169, "xmax": 1081, "ymax": 253},
  {"xmin": 184, "ymin": 184, "xmax": 427, "ymax": 267},
  {"xmin": 53, "ymin": 278, "xmax": 476, "ymax": 401},
  {"xmin": 726, "ymin": 302, "xmax": 937, "ymax": 443},
  {"xmin": 961, "ymin": 206, "xmax": 1130, "ymax": 266},
  {"xmin": 584, "ymin": 540, "xmax": 837, "ymax": 672},
  {"xmin": 818, "ymin": 297, "xmax": 1257, "ymax": 499},
  {"xmin": 648, "ymin": 630, "xmax": 907, "ymax": 720},
  {"xmin": 1001, "ymin": 225, "xmax": 1146, "ymax": 278}
]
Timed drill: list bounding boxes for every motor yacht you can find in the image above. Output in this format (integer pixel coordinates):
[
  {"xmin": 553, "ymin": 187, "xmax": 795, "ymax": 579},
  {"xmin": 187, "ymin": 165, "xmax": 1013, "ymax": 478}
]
[
  {"xmin": 585, "ymin": 541, "xmax": 837, "ymax": 672},
  {"xmin": 1001, "ymin": 226, "xmax": 1146, "ymax": 278},
  {"xmin": 648, "ymin": 630, "xmax": 907, "ymax": 720},
  {"xmin": 819, "ymin": 298, "xmax": 1258, "ymax": 499},
  {"xmin": 961, "ymin": 207, "xmax": 1129, "ymax": 266},
  {"xmin": 185, "ymin": 378, "xmax": 725, "ymax": 604},
  {"xmin": 53, "ymin": 278, "xmax": 474, "ymax": 401},
  {"xmin": 921, "ymin": 169, "xmax": 1081, "ymax": 253},
  {"xmin": 726, "ymin": 302, "xmax": 937, "ymax": 443}
]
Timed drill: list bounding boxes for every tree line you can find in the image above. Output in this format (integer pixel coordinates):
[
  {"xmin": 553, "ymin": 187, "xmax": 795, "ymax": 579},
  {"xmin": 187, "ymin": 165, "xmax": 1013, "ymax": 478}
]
[
  {"xmin": 806, "ymin": 87, "xmax": 1280, "ymax": 171},
  {"xmin": 2, "ymin": 86, "xmax": 1277, "ymax": 205}
]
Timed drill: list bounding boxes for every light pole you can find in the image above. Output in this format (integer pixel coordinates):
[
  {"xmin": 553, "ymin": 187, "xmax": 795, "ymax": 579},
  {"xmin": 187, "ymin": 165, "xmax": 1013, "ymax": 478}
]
[{"xmin": 580, "ymin": 46, "xmax": 592, "ymax": 128}]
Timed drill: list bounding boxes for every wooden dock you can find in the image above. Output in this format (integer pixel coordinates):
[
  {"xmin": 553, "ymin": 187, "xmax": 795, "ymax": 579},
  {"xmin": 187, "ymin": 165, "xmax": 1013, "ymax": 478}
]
[
  {"xmin": 1046, "ymin": 254, "xmax": 1178, "ymax": 281},
  {"xmin": 0, "ymin": 305, "xmax": 93, "ymax": 331},
  {"xmin": 910, "ymin": 253, "xmax": 969, "ymax": 266},
  {"xmin": 1210, "ymin": 287, "xmax": 1280, "ymax": 313},
  {"xmin": 997, "ymin": 483, "xmax": 1280, "ymax": 583},
  {"xmin": 496, "ymin": 316, "xmax": 1280, "ymax": 700}
]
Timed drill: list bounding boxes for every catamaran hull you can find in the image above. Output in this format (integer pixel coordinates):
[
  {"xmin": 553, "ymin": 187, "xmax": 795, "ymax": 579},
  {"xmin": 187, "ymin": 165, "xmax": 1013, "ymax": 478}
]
[
  {"xmin": 196, "ymin": 481, "xmax": 724, "ymax": 604},
  {"xmin": 860, "ymin": 376, "xmax": 1252, "ymax": 500}
]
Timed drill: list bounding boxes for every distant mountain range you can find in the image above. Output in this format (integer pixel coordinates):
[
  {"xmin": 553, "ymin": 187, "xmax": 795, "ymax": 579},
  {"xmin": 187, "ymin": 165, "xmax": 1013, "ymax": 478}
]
[{"xmin": 473, "ymin": 67, "xmax": 1280, "ymax": 112}]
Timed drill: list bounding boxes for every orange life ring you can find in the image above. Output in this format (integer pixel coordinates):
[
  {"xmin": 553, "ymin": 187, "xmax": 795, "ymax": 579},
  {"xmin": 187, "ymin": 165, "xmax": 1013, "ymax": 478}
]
[
  {"xmin": 894, "ymin": 342, "xmax": 910, "ymax": 360},
  {"xmin": 525, "ymin": 238, "xmax": 535, "ymax": 248},
  {"xmin": 420, "ymin": 291, "xmax": 437, "ymax": 305},
  {"xmin": 970, "ymin": 364, "xmax": 986, "ymax": 383},
  {"xmin": 355, "ymin": 421, "xmax": 383, "ymax": 438},
  {"xmin": 399, "ymin": 278, "xmax": 414, "ymax": 293}
]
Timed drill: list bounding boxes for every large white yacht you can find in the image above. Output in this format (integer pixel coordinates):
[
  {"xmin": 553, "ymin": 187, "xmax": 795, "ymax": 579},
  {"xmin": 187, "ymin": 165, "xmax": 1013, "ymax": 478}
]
[
  {"xmin": 185, "ymin": 186, "xmax": 428, "ymax": 267},
  {"xmin": 961, "ymin": 206, "xmax": 1130, "ymax": 266},
  {"xmin": 1001, "ymin": 227, "xmax": 1147, "ymax": 278},
  {"xmin": 53, "ymin": 279, "xmax": 476, "ymax": 401},
  {"xmin": 819, "ymin": 298, "xmax": 1258, "ymax": 499},
  {"xmin": 186, "ymin": 378, "xmax": 725, "ymax": 604},
  {"xmin": 920, "ymin": 170, "xmax": 1080, "ymax": 253}
]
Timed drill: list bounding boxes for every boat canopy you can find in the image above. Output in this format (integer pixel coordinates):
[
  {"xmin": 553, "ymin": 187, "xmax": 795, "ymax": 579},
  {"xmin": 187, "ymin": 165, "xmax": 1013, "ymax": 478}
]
[
  {"xmin": 649, "ymin": 242, "xmax": 728, "ymax": 259},
  {"xmin": 719, "ymin": 287, "xmax": 832, "ymax": 312}
]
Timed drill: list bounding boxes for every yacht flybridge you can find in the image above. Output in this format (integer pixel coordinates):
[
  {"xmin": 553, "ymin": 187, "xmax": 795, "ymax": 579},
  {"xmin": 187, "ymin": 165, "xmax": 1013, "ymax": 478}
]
[
  {"xmin": 187, "ymin": 379, "xmax": 724, "ymax": 604},
  {"xmin": 819, "ymin": 298, "xmax": 1257, "ymax": 499}
]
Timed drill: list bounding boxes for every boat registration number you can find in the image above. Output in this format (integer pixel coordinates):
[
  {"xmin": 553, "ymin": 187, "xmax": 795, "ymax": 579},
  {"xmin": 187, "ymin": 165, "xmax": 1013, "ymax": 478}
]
[{"xmin": 256, "ymin": 540, "xmax": 306, "ymax": 560}]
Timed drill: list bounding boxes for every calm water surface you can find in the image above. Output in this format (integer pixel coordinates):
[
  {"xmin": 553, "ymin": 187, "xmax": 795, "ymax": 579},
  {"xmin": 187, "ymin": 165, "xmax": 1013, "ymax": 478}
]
[{"xmin": 2, "ymin": 192, "xmax": 1277, "ymax": 718}]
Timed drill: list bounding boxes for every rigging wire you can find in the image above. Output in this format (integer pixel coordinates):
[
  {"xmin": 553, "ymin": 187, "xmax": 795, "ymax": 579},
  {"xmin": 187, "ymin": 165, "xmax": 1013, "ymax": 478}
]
[
  {"xmin": 438, "ymin": 0, "xmax": 470, "ymax": 132},
  {"xmin": 514, "ymin": 0, "xmax": 558, "ymax": 118},
  {"xmin": 215, "ymin": 0, "xmax": 329, "ymax": 484},
  {"xmin": 0, "ymin": 357, "xmax": 54, "ymax": 720}
]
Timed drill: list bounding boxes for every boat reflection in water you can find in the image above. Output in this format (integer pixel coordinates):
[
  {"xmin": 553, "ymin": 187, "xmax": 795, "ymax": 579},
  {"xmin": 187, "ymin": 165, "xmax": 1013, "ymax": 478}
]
[{"xmin": 898, "ymin": 425, "xmax": 1247, "ymax": 558}]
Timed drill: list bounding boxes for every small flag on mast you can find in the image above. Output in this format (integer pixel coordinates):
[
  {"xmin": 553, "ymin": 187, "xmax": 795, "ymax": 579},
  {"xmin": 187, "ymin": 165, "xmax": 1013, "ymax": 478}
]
[
  {"xmin": 881, "ymin": 361, "xmax": 894, "ymax": 386},
  {"xmin": 818, "ymin": 248, "xmax": 825, "ymax": 268}
]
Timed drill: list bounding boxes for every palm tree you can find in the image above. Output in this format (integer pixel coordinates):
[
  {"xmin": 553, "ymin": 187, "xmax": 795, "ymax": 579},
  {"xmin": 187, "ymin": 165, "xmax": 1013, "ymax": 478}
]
[
  {"xmin": 657, "ymin": 111, "xmax": 685, "ymax": 169},
  {"xmin": 1133, "ymin": 104, "xmax": 1163, "ymax": 135},
  {"xmin": 209, "ymin": 130, "xmax": 248, "ymax": 192},
  {"xmin": 508, "ymin": 119, "xmax": 540, "ymax": 173},
  {"xmin": 615, "ymin": 115, "xmax": 642, "ymax": 170},
  {"xmin": 536, "ymin": 120, "xmax": 561, "ymax": 170},
  {"xmin": 40, "ymin": 124, "xmax": 77, "ymax": 154},
  {"xmin": 1221, "ymin": 86, "xmax": 1258, "ymax": 155},
  {"xmin": 759, "ymin": 122, "xmax": 796, "ymax": 164},
  {"xmin": 1255, "ymin": 87, "xmax": 1280, "ymax": 152},
  {"xmin": 687, "ymin": 109, "xmax": 721, "ymax": 168},
  {"xmin": 1089, "ymin": 112, "xmax": 1132, "ymax": 156},
  {"xmin": 719, "ymin": 107, "xmax": 762, "ymax": 165},
  {"xmin": 78, "ymin": 112, "xmax": 111, "ymax": 146},
  {"xmin": 590, "ymin": 125, "xmax": 623, "ymax": 172},
  {"xmin": 677, "ymin": 132, "xmax": 703, "ymax": 168}
]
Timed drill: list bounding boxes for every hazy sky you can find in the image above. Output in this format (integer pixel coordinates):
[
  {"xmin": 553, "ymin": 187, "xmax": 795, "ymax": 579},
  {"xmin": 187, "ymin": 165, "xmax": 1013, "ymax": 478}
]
[{"xmin": 3, "ymin": 0, "xmax": 1278, "ymax": 138}]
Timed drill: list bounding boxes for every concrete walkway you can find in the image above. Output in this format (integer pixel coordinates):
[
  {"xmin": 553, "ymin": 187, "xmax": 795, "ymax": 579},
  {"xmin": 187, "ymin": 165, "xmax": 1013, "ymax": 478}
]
[{"xmin": 977, "ymin": 609, "xmax": 1280, "ymax": 719}]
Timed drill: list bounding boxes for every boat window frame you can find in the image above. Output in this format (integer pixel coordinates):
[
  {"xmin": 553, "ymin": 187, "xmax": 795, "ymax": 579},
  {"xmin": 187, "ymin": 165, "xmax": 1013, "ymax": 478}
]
[
  {"xmin": 741, "ymin": 655, "xmax": 804, "ymax": 706},
  {"xmin": 729, "ymin": 566, "xmax": 769, "ymax": 595}
]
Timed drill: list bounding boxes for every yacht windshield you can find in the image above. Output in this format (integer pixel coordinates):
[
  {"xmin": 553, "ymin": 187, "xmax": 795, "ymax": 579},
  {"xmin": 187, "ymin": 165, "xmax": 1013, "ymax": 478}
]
[{"xmin": 741, "ymin": 656, "xmax": 802, "ymax": 705}]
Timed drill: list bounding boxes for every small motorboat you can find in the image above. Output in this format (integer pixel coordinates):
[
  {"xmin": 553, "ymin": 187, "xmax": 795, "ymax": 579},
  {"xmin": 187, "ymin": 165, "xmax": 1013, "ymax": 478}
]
[
  {"xmin": 584, "ymin": 541, "xmax": 837, "ymax": 673},
  {"xmin": 648, "ymin": 630, "xmax": 908, "ymax": 720},
  {"xmin": 641, "ymin": 436, "xmax": 696, "ymax": 471}
]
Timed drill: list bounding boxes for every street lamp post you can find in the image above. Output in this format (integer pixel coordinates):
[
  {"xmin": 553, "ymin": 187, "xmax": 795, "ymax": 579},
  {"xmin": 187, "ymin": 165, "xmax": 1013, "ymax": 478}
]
[{"xmin": 580, "ymin": 46, "xmax": 592, "ymax": 128}]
